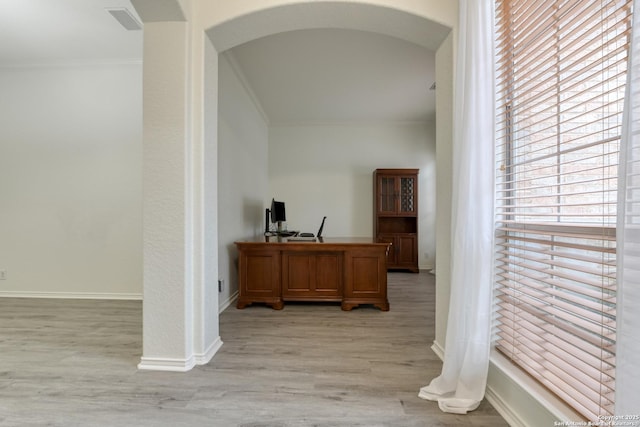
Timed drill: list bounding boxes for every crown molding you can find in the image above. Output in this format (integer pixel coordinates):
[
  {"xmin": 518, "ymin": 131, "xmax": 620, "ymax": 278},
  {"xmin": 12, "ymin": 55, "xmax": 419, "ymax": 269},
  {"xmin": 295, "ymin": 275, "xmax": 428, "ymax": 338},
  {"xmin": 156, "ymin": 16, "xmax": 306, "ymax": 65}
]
[
  {"xmin": 0, "ymin": 59, "xmax": 142, "ymax": 70},
  {"xmin": 222, "ymin": 50, "xmax": 271, "ymax": 126},
  {"xmin": 269, "ymin": 118, "xmax": 433, "ymax": 128}
]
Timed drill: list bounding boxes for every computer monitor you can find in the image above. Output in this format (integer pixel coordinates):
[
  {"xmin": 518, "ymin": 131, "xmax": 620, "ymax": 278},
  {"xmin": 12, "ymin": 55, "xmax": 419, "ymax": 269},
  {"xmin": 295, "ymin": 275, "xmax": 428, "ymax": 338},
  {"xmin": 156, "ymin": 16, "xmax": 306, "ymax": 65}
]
[{"xmin": 270, "ymin": 199, "xmax": 286, "ymax": 232}]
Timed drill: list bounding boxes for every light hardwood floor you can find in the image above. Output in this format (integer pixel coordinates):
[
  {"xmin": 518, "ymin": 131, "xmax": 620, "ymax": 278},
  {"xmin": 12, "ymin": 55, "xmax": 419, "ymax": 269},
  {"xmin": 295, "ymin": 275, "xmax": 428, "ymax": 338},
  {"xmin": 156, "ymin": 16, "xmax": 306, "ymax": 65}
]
[{"xmin": 0, "ymin": 272, "xmax": 509, "ymax": 427}]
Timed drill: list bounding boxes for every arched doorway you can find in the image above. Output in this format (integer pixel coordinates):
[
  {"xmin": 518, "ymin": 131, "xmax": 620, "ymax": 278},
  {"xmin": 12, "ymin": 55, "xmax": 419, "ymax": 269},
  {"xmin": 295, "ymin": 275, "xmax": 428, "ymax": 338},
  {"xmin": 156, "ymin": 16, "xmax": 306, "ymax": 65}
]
[{"xmin": 133, "ymin": 0, "xmax": 455, "ymax": 371}]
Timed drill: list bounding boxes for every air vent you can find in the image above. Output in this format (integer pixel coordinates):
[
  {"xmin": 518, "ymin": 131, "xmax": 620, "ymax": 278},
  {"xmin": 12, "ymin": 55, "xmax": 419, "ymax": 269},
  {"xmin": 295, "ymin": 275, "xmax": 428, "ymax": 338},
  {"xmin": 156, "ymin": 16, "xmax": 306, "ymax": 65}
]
[{"xmin": 106, "ymin": 8, "xmax": 142, "ymax": 31}]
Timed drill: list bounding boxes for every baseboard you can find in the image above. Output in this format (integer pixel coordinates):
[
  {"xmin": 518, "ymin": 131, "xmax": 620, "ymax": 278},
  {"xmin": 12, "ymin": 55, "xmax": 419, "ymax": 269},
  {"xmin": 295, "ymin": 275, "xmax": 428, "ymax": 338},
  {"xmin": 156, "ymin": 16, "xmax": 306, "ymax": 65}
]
[
  {"xmin": 0, "ymin": 291, "xmax": 142, "ymax": 300},
  {"xmin": 488, "ymin": 350, "xmax": 580, "ymax": 426},
  {"xmin": 194, "ymin": 336, "xmax": 223, "ymax": 365},
  {"xmin": 219, "ymin": 290, "xmax": 239, "ymax": 312},
  {"xmin": 137, "ymin": 356, "xmax": 197, "ymax": 372},
  {"xmin": 430, "ymin": 341, "xmax": 526, "ymax": 426},
  {"xmin": 431, "ymin": 340, "xmax": 445, "ymax": 360},
  {"xmin": 485, "ymin": 383, "xmax": 526, "ymax": 427},
  {"xmin": 138, "ymin": 337, "xmax": 224, "ymax": 372}
]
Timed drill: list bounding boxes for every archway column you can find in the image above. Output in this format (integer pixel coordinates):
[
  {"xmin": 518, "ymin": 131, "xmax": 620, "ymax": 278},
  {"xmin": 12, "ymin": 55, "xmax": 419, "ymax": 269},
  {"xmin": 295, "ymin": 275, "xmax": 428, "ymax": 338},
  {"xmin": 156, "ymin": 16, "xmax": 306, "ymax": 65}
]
[
  {"xmin": 134, "ymin": 0, "xmax": 221, "ymax": 371},
  {"xmin": 132, "ymin": 0, "xmax": 455, "ymax": 373}
]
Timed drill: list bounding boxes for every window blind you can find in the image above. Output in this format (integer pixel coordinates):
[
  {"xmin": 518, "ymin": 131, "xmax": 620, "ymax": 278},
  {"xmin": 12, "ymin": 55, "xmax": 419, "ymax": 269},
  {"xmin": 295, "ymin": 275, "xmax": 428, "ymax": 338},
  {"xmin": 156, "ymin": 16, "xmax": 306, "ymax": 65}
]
[{"xmin": 494, "ymin": 0, "xmax": 631, "ymax": 421}]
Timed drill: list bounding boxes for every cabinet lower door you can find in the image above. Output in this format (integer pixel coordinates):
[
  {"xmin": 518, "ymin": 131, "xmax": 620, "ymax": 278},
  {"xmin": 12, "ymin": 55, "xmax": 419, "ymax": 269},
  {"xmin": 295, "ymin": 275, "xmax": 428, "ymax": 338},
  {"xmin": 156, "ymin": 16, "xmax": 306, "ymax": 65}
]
[
  {"xmin": 376, "ymin": 234, "xmax": 397, "ymax": 266},
  {"xmin": 396, "ymin": 234, "xmax": 417, "ymax": 270},
  {"xmin": 378, "ymin": 233, "xmax": 417, "ymax": 272}
]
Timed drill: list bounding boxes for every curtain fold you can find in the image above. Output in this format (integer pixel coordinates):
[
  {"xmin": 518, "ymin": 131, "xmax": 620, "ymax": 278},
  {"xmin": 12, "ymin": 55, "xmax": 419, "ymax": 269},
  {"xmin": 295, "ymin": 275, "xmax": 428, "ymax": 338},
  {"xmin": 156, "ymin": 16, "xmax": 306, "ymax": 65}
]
[
  {"xmin": 615, "ymin": 0, "xmax": 640, "ymax": 416},
  {"xmin": 418, "ymin": 0, "xmax": 495, "ymax": 415}
]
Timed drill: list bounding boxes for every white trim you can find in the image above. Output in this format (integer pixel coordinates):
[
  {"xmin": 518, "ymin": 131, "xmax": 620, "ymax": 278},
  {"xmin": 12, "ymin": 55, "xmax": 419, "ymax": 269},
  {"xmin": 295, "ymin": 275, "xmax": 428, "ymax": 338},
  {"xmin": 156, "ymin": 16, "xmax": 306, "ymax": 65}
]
[
  {"xmin": 219, "ymin": 290, "xmax": 239, "ymax": 313},
  {"xmin": 194, "ymin": 336, "xmax": 223, "ymax": 365},
  {"xmin": 431, "ymin": 340, "xmax": 569, "ymax": 425},
  {"xmin": 0, "ymin": 59, "xmax": 142, "ymax": 69},
  {"xmin": 0, "ymin": 291, "xmax": 142, "ymax": 300},
  {"xmin": 138, "ymin": 337, "xmax": 223, "ymax": 371},
  {"xmin": 222, "ymin": 50, "xmax": 271, "ymax": 125},
  {"xmin": 489, "ymin": 349, "xmax": 582, "ymax": 424},
  {"xmin": 137, "ymin": 356, "xmax": 196, "ymax": 372},
  {"xmin": 269, "ymin": 119, "xmax": 434, "ymax": 128},
  {"xmin": 485, "ymin": 383, "xmax": 526, "ymax": 427},
  {"xmin": 430, "ymin": 340, "xmax": 530, "ymax": 425},
  {"xmin": 431, "ymin": 340, "xmax": 445, "ymax": 360}
]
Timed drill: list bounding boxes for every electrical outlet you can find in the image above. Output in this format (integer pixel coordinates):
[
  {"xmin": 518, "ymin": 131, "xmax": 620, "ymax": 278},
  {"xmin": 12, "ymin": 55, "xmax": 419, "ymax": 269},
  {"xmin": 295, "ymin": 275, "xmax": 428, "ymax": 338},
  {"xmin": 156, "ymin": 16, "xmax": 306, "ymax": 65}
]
[
  {"xmin": 218, "ymin": 279, "xmax": 224, "ymax": 293},
  {"xmin": 0, "ymin": 270, "xmax": 6, "ymax": 280}
]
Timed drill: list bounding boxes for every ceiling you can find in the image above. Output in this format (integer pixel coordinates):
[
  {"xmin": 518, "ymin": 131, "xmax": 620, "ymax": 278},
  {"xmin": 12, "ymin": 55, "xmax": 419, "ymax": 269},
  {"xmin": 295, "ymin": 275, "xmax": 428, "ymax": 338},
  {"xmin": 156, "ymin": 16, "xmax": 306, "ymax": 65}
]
[
  {"xmin": 228, "ymin": 29, "xmax": 435, "ymax": 124},
  {"xmin": 0, "ymin": 0, "xmax": 143, "ymax": 65},
  {"xmin": 0, "ymin": 0, "xmax": 437, "ymax": 123}
]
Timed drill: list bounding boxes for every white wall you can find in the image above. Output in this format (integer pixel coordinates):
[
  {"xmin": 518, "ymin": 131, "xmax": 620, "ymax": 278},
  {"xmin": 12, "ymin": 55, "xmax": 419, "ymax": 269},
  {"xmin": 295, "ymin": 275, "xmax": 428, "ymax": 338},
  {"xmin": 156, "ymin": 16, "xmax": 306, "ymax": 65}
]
[
  {"xmin": 0, "ymin": 63, "xmax": 142, "ymax": 298},
  {"xmin": 217, "ymin": 54, "xmax": 269, "ymax": 310},
  {"xmin": 268, "ymin": 122, "xmax": 436, "ymax": 270}
]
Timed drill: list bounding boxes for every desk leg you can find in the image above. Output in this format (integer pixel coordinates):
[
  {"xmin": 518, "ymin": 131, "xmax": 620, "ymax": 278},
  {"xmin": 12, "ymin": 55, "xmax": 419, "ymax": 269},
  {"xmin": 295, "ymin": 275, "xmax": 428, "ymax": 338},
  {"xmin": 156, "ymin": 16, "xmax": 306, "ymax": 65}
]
[
  {"xmin": 341, "ymin": 302, "xmax": 357, "ymax": 311},
  {"xmin": 374, "ymin": 301, "xmax": 390, "ymax": 311},
  {"xmin": 237, "ymin": 300, "xmax": 251, "ymax": 309},
  {"xmin": 341, "ymin": 301, "xmax": 389, "ymax": 311},
  {"xmin": 237, "ymin": 298, "xmax": 284, "ymax": 310},
  {"xmin": 270, "ymin": 300, "xmax": 284, "ymax": 310}
]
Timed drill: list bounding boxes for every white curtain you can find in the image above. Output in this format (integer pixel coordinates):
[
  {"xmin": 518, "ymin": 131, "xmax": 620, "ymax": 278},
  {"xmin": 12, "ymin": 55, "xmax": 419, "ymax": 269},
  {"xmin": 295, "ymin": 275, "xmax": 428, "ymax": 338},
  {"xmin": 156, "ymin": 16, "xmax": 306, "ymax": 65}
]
[
  {"xmin": 418, "ymin": 0, "xmax": 495, "ymax": 414},
  {"xmin": 615, "ymin": 0, "xmax": 640, "ymax": 416}
]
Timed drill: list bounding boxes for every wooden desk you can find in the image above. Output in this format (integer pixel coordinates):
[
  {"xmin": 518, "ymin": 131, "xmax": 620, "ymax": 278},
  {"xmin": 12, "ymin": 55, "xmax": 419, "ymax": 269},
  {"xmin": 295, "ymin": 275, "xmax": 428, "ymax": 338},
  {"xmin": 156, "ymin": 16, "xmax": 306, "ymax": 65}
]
[{"xmin": 235, "ymin": 237, "xmax": 390, "ymax": 311}]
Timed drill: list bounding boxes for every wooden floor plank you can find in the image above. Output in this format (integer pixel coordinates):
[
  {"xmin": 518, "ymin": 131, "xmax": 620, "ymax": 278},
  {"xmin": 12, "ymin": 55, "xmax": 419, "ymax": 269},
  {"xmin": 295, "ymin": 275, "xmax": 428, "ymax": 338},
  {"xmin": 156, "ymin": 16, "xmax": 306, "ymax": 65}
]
[{"xmin": 0, "ymin": 272, "xmax": 508, "ymax": 426}]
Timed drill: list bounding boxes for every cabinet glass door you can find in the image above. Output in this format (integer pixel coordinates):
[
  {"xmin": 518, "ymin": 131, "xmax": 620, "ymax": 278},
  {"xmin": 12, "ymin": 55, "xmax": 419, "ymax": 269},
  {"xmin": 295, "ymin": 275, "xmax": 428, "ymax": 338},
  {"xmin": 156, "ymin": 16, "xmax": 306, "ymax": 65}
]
[
  {"xmin": 399, "ymin": 177, "xmax": 416, "ymax": 213},
  {"xmin": 379, "ymin": 177, "xmax": 396, "ymax": 213}
]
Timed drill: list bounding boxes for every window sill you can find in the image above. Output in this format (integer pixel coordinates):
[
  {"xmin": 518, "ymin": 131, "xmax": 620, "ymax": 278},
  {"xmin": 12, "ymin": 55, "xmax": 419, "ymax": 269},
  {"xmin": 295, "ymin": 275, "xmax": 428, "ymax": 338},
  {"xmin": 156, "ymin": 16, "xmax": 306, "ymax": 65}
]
[{"xmin": 488, "ymin": 349, "xmax": 585, "ymax": 425}]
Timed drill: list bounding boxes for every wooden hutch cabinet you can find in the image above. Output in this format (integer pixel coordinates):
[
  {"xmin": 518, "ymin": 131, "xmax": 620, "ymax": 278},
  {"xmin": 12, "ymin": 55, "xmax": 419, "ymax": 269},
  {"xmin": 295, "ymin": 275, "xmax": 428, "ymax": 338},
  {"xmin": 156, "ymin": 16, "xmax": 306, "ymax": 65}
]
[{"xmin": 374, "ymin": 168, "xmax": 419, "ymax": 272}]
